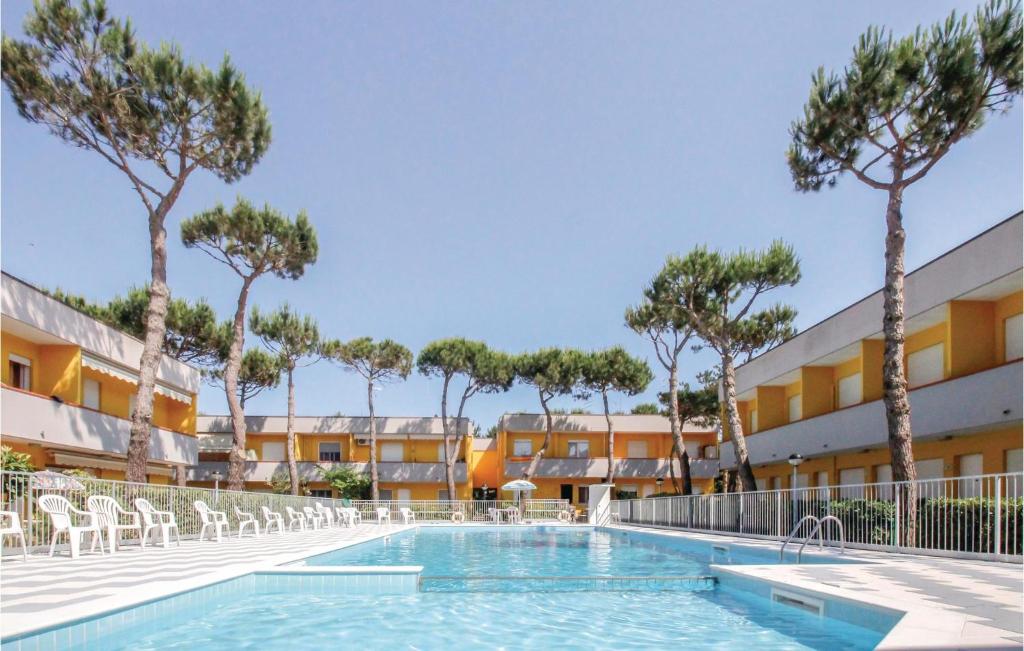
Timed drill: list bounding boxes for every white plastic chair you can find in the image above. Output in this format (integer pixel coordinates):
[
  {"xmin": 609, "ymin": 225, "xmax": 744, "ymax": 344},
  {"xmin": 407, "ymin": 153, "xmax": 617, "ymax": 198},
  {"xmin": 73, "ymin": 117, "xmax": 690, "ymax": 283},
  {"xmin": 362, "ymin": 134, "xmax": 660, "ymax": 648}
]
[
  {"xmin": 261, "ymin": 506, "xmax": 285, "ymax": 534},
  {"xmin": 285, "ymin": 507, "xmax": 306, "ymax": 531},
  {"xmin": 488, "ymin": 507, "xmax": 501, "ymax": 524},
  {"xmin": 87, "ymin": 495, "xmax": 142, "ymax": 553},
  {"xmin": 0, "ymin": 511, "xmax": 28, "ymax": 561},
  {"xmin": 303, "ymin": 506, "xmax": 324, "ymax": 530},
  {"xmin": 315, "ymin": 503, "xmax": 335, "ymax": 527},
  {"xmin": 194, "ymin": 500, "xmax": 228, "ymax": 542},
  {"xmin": 334, "ymin": 506, "xmax": 353, "ymax": 527},
  {"xmin": 37, "ymin": 494, "xmax": 104, "ymax": 558},
  {"xmin": 505, "ymin": 506, "xmax": 522, "ymax": 524},
  {"xmin": 233, "ymin": 506, "xmax": 260, "ymax": 539},
  {"xmin": 346, "ymin": 506, "xmax": 362, "ymax": 525},
  {"xmin": 135, "ymin": 498, "xmax": 180, "ymax": 548},
  {"xmin": 399, "ymin": 507, "xmax": 416, "ymax": 524},
  {"xmin": 376, "ymin": 507, "xmax": 391, "ymax": 525}
]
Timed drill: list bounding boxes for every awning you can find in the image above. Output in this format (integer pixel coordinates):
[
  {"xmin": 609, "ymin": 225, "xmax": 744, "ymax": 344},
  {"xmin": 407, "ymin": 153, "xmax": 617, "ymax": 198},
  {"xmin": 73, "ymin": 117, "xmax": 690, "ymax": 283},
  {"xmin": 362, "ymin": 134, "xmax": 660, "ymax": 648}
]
[
  {"xmin": 81, "ymin": 353, "xmax": 192, "ymax": 404},
  {"xmin": 52, "ymin": 452, "xmax": 175, "ymax": 477}
]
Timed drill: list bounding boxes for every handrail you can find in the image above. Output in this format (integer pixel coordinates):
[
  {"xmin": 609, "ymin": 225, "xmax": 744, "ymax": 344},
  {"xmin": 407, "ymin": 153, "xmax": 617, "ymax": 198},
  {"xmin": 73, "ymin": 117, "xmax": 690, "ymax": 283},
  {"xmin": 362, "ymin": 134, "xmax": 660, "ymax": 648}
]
[
  {"xmin": 796, "ymin": 515, "xmax": 847, "ymax": 562},
  {"xmin": 779, "ymin": 515, "xmax": 820, "ymax": 561}
]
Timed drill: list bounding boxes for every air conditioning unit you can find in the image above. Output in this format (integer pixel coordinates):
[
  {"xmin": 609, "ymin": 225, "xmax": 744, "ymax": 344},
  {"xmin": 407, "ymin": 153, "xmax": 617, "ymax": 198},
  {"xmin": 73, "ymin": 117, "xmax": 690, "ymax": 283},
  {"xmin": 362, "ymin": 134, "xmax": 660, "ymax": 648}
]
[{"xmin": 355, "ymin": 438, "xmax": 370, "ymax": 446}]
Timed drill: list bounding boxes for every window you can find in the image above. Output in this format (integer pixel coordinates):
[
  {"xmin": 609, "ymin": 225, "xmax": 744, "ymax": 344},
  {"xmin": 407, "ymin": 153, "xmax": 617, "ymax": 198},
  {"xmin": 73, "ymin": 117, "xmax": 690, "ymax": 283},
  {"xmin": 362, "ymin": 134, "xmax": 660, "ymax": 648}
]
[
  {"xmin": 1007, "ymin": 449, "xmax": 1023, "ymax": 497},
  {"xmin": 749, "ymin": 409, "xmax": 758, "ymax": 433},
  {"xmin": 379, "ymin": 489, "xmax": 393, "ymax": 500},
  {"xmin": 309, "ymin": 489, "xmax": 332, "ymax": 499},
  {"xmin": 837, "ymin": 373, "xmax": 862, "ymax": 408},
  {"xmin": 567, "ymin": 440, "xmax": 589, "ymax": 458},
  {"xmin": 262, "ymin": 442, "xmax": 285, "ymax": 462},
  {"xmin": 755, "ymin": 478, "xmax": 767, "ymax": 491},
  {"xmin": 380, "ymin": 443, "xmax": 404, "ymax": 462},
  {"xmin": 816, "ymin": 471, "xmax": 828, "ymax": 487},
  {"xmin": 513, "ymin": 439, "xmax": 532, "ymax": 456},
  {"xmin": 319, "ymin": 442, "xmax": 342, "ymax": 462},
  {"xmin": 617, "ymin": 484, "xmax": 638, "ymax": 499},
  {"xmin": 396, "ymin": 488, "xmax": 411, "ymax": 502},
  {"xmin": 770, "ymin": 476, "xmax": 781, "ymax": 491},
  {"xmin": 437, "ymin": 489, "xmax": 450, "ymax": 501},
  {"xmin": 788, "ymin": 395, "xmax": 801, "ymax": 422},
  {"xmin": 83, "ymin": 378, "xmax": 100, "ymax": 410},
  {"xmin": 915, "ymin": 458, "xmax": 944, "ymax": 480},
  {"xmin": 907, "ymin": 344, "xmax": 944, "ymax": 388},
  {"xmin": 437, "ymin": 442, "xmax": 448, "ymax": 462},
  {"xmin": 874, "ymin": 464, "xmax": 893, "ymax": 499},
  {"xmin": 626, "ymin": 440, "xmax": 648, "ymax": 458},
  {"xmin": 577, "ymin": 485, "xmax": 589, "ymax": 505},
  {"xmin": 1005, "ymin": 314, "xmax": 1023, "ymax": 361},
  {"xmin": 683, "ymin": 440, "xmax": 700, "ymax": 459},
  {"xmin": 8, "ymin": 355, "xmax": 31, "ymax": 391},
  {"xmin": 642, "ymin": 484, "xmax": 655, "ymax": 497},
  {"xmin": 793, "ymin": 473, "xmax": 809, "ymax": 489}
]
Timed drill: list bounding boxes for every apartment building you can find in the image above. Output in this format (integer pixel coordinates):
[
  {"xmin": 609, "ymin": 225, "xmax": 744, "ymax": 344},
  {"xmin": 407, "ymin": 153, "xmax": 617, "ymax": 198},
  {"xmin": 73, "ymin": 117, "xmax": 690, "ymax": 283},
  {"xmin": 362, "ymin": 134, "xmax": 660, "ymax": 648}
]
[
  {"xmin": 0, "ymin": 272, "xmax": 201, "ymax": 481},
  {"xmin": 191, "ymin": 415, "xmax": 475, "ymax": 499},
  {"xmin": 497, "ymin": 413, "xmax": 719, "ymax": 503},
  {"xmin": 721, "ymin": 213, "xmax": 1023, "ymax": 491}
]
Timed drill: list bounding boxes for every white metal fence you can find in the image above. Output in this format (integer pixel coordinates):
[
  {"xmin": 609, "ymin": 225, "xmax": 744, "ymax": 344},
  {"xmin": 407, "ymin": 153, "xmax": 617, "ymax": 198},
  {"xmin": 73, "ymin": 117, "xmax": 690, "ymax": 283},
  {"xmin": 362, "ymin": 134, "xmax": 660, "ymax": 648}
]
[
  {"xmin": 610, "ymin": 472, "xmax": 1023, "ymax": 562},
  {"xmin": 0, "ymin": 471, "xmax": 570, "ymax": 554}
]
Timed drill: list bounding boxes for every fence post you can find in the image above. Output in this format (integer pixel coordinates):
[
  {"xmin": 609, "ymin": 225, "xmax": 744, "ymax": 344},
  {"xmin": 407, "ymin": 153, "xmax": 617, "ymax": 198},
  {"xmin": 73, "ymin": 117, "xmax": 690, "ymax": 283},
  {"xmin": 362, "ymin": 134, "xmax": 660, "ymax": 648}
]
[
  {"xmin": 994, "ymin": 476, "xmax": 1002, "ymax": 555},
  {"xmin": 738, "ymin": 494, "xmax": 744, "ymax": 534},
  {"xmin": 894, "ymin": 483, "xmax": 902, "ymax": 549},
  {"xmin": 775, "ymin": 491, "xmax": 782, "ymax": 538}
]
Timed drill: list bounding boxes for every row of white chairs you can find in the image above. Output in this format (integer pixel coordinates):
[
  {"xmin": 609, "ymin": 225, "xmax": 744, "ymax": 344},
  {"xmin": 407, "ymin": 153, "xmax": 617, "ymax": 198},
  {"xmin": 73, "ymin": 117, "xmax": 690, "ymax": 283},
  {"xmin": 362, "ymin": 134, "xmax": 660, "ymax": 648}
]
[{"xmin": 0, "ymin": 495, "xmax": 397, "ymax": 560}]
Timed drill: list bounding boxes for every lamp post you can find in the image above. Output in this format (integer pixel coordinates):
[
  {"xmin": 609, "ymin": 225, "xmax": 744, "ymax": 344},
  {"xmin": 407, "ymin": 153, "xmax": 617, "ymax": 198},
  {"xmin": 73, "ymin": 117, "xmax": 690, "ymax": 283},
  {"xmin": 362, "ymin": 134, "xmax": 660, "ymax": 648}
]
[
  {"xmin": 787, "ymin": 454, "xmax": 804, "ymax": 529},
  {"xmin": 211, "ymin": 470, "xmax": 223, "ymax": 503},
  {"xmin": 655, "ymin": 476, "xmax": 664, "ymax": 494}
]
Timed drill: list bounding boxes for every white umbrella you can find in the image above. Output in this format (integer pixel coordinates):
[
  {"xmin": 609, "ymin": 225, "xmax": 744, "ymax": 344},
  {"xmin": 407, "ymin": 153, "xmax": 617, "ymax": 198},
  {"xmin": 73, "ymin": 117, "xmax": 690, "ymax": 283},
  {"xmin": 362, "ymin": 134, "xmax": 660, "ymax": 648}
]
[
  {"xmin": 30, "ymin": 470, "xmax": 85, "ymax": 491},
  {"xmin": 501, "ymin": 479, "xmax": 537, "ymax": 492}
]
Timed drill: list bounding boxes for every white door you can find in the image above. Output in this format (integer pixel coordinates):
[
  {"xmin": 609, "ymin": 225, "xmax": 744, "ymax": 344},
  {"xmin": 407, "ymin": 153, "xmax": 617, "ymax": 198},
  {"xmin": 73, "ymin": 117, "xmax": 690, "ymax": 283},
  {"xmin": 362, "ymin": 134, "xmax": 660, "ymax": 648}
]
[
  {"xmin": 874, "ymin": 464, "xmax": 893, "ymax": 499},
  {"xmin": 82, "ymin": 378, "xmax": 101, "ymax": 410},
  {"xmin": 958, "ymin": 453, "xmax": 984, "ymax": 498},
  {"xmin": 437, "ymin": 442, "xmax": 448, "ymax": 463},
  {"xmin": 788, "ymin": 395, "xmax": 801, "ymax": 422},
  {"xmin": 1007, "ymin": 449, "xmax": 1023, "ymax": 497},
  {"xmin": 626, "ymin": 440, "xmax": 648, "ymax": 458},
  {"xmin": 839, "ymin": 467, "xmax": 865, "ymax": 498},
  {"xmin": 837, "ymin": 373, "xmax": 862, "ymax": 408},
  {"xmin": 381, "ymin": 443, "xmax": 404, "ymax": 462},
  {"xmin": 794, "ymin": 473, "xmax": 809, "ymax": 489},
  {"xmin": 907, "ymin": 344, "xmax": 944, "ymax": 388},
  {"xmin": 755, "ymin": 478, "xmax": 767, "ymax": 491},
  {"xmin": 915, "ymin": 458, "xmax": 946, "ymax": 497},
  {"xmin": 396, "ymin": 488, "xmax": 411, "ymax": 502},
  {"xmin": 262, "ymin": 441, "xmax": 285, "ymax": 462},
  {"xmin": 1005, "ymin": 314, "xmax": 1023, "ymax": 361}
]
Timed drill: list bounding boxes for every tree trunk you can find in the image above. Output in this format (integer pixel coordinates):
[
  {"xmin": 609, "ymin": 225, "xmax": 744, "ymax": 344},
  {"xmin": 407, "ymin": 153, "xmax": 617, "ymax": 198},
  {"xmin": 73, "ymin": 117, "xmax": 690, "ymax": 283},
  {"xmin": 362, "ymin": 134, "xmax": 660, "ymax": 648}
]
[
  {"xmin": 666, "ymin": 363, "xmax": 693, "ymax": 495},
  {"xmin": 224, "ymin": 276, "xmax": 254, "ymax": 491},
  {"xmin": 286, "ymin": 365, "xmax": 299, "ymax": 496},
  {"xmin": 440, "ymin": 375, "xmax": 456, "ymax": 500},
  {"xmin": 882, "ymin": 182, "xmax": 918, "ymax": 542},
  {"xmin": 174, "ymin": 465, "xmax": 187, "ymax": 487},
  {"xmin": 722, "ymin": 352, "xmax": 757, "ymax": 491},
  {"xmin": 602, "ymin": 389, "xmax": 616, "ymax": 484},
  {"xmin": 668, "ymin": 443, "xmax": 680, "ymax": 494},
  {"xmin": 522, "ymin": 391, "xmax": 553, "ymax": 480},
  {"xmin": 125, "ymin": 206, "xmax": 174, "ymax": 483},
  {"xmin": 450, "ymin": 389, "xmax": 472, "ymax": 501},
  {"xmin": 368, "ymin": 379, "xmax": 380, "ymax": 501}
]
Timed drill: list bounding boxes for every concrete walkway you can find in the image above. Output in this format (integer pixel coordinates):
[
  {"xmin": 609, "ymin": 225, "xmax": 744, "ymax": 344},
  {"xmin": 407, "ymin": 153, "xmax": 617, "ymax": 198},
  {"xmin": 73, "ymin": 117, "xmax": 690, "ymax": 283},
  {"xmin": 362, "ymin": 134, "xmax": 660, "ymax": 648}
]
[{"xmin": 0, "ymin": 523, "xmax": 411, "ymax": 638}]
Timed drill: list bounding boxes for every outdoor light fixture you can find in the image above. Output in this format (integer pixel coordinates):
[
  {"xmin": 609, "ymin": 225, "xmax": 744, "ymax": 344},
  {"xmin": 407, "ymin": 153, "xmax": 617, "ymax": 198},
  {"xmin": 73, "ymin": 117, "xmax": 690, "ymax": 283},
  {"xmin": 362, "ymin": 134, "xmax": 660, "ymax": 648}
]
[
  {"xmin": 787, "ymin": 454, "xmax": 804, "ymax": 530},
  {"xmin": 656, "ymin": 476, "xmax": 664, "ymax": 489},
  {"xmin": 788, "ymin": 453, "xmax": 804, "ymax": 467},
  {"xmin": 211, "ymin": 470, "xmax": 223, "ymax": 500}
]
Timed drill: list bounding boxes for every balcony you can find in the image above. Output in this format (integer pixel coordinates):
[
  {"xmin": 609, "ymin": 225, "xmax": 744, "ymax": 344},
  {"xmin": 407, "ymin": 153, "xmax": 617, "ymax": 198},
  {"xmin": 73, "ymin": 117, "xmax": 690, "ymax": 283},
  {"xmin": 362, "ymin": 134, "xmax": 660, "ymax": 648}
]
[
  {"xmin": 189, "ymin": 461, "xmax": 467, "ymax": 483},
  {"xmin": 503, "ymin": 457, "xmax": 719, "ymax": 479},
  {"xmin": 720, "ymin": 361, "xmax": 1023, "ymax": 468},
  {"xmin": 1, "ymin": 386, "xmax": 197, "ymax": 466}
]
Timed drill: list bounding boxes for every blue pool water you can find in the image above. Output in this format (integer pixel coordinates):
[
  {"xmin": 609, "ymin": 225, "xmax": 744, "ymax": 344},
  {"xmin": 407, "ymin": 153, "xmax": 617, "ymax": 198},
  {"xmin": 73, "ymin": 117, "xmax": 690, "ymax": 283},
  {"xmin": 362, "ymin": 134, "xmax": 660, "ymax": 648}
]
[{"xmin": 6, "ymin": 527, "xmax": 893, "ymax": 650}]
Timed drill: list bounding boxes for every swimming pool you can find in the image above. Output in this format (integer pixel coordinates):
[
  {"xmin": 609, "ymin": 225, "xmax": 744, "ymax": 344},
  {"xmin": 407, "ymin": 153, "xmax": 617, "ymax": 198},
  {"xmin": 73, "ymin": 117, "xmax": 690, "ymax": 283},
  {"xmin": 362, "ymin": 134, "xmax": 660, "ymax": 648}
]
[{"xmin": 4, "ymin": 526, "xmax": 896, "ymax": 650}]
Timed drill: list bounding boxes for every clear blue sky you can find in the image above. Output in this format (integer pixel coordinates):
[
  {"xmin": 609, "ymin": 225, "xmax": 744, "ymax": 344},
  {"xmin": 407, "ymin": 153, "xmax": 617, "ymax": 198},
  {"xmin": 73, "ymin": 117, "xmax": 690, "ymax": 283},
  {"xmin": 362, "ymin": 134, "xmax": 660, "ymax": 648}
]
[{"xmin": 3, "ymin": 1, "xmax": 1021, "ymax": 431}]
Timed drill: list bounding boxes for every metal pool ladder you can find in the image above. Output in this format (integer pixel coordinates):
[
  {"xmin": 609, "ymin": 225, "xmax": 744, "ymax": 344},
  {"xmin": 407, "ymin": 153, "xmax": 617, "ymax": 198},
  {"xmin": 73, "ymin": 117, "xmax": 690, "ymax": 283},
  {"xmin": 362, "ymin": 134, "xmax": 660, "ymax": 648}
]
[{"xmin": 779, "ymin": 515, "xmax": 845, "ymax": 563}]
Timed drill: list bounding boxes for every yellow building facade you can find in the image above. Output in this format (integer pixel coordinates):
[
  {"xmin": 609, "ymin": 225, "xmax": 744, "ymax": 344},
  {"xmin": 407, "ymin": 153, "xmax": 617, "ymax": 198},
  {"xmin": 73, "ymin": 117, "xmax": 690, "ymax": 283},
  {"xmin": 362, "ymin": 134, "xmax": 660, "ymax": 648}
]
[
  {"xmin": 498, "ymin": 413, "xmax": 720, "ymax": 504},
  {"xmin": 722, "ymin": 214, "xmax": 1024, "ymax": 491},
  {"xmin": 1, "ymin": 272, "xmax": 200, "ymax": 481},
  {"xmin": 192, "ymin": 415, "xmax": 476, "ymax": 499}
]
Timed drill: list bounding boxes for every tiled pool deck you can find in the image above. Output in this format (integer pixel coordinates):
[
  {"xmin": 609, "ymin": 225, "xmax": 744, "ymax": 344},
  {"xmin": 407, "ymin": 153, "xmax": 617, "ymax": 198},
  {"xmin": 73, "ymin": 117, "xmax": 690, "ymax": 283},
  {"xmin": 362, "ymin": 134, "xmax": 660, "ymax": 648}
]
[{"xmin": 1, "ymin": 522, "xmax": 1021, "ymax": 649}]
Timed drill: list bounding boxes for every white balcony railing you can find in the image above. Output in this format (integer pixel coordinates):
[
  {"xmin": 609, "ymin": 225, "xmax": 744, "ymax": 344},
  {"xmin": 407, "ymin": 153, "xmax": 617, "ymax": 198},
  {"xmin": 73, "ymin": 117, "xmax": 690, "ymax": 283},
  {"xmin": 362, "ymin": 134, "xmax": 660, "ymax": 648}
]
[
  {"xmin": 0, "ymin": 387, "xmax": 197, "ymax": 466},
  {"xmin": 503, "ymin": 456, "xmax": 719, "ymax": 479},
  {"xmin": 720, "ymin": 361, "xmax": 1022, "ymax": 468},
  {"xmin": 190, "ymin": 460, "xmax": 468, "ymax": 484}
]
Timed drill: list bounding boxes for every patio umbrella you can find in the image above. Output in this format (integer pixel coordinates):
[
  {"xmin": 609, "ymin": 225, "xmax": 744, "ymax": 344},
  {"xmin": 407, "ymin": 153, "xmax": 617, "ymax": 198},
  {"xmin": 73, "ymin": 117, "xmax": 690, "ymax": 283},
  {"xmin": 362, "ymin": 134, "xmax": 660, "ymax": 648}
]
[
  {"xmin": 501, "ymin": 479, "xmax": 537, "ymax": 492},
  {"xmin": 30, "ymin": 471, "xmax": 85, "ymax": 491}
]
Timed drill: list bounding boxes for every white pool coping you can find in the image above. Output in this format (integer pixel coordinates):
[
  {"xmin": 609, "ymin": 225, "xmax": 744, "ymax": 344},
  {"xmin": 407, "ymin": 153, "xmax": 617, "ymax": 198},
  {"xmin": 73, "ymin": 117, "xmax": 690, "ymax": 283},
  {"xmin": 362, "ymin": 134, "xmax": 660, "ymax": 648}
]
[
  {"xmin": 3, "ymin": 521, "xmax": 1020, "ymax": 649},
  {"xmin": 607, "ymin": 524, "xmax": 1023, "ymax": 650}
]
